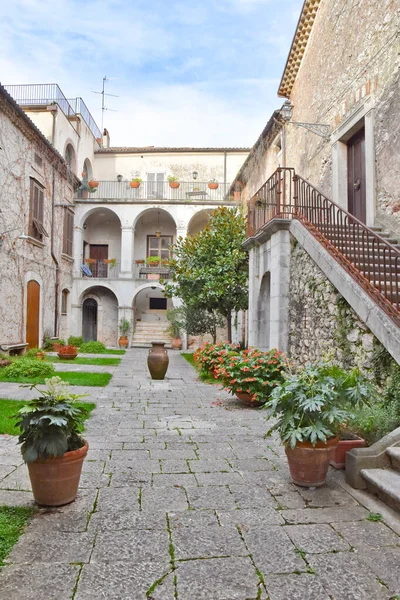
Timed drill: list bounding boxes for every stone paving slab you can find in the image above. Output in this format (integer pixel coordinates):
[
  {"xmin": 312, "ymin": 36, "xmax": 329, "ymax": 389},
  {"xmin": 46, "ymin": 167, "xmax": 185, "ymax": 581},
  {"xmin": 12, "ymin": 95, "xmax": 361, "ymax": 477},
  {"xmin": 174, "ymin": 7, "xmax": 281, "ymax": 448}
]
[{"xmin": 0, "ymin": 348, "xmax": 400, "ymax": 599}]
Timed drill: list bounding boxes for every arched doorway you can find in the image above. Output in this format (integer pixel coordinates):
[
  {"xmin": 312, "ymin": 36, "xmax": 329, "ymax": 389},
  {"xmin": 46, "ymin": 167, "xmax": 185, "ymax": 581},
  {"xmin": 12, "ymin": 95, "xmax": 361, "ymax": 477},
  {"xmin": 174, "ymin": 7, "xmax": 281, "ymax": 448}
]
[
  {"xmin": 82, "ymin": 298, "xmax": 98, "ymax": 341},
  {"xmin": 26, "ymin": 280, "xmax": 40, "ymax": 348},
  {"xmin": 187, "ymin": 209, "xmax": 213, "ymax": 236}
]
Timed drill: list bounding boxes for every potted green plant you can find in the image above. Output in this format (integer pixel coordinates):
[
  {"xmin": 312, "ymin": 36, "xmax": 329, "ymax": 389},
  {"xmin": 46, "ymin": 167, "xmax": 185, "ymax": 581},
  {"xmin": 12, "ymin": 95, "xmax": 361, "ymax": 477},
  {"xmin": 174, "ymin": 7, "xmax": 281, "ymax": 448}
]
[
  {"xmin": 135, "ymin": 259, "xmax": 145, "ymax": 265},
  {"xmin": 57, "ymin": 345, "xmax": 78, "ymax": 360},
  {"xmin": 166, "ymin": 308, "xmax": 183, "ymax": 350},
  {"xmin": 15, "ymin": 376, "xmax": 89, "ymax": 506},
  {"xmin": 264, "ymin": 362, "xmax": 374, "ymax": 487},
  {"xmin": 146, "ymin": 256, "xmax": 161, "ymax": 267},
  {"xmin": 130, "ymin": 177, "xmax": 142, "ymax": 189},
  {"xmin": 119, "ymin": 318, "xmax": 130, "ymax": 348},
  {"xmin": 208, "ymin": 179, "xmax": 219, "ymax": 190},
  {"xmin": 104, "ymin": 258, "xmax": 117, "ymax": 268},
  {"xmin": 215, "ymin": 347, "xmax": 287, "ymax": 407},
  {"xmin": 167, "ymin": 175, "xmax": 180, "ymax": 189}
]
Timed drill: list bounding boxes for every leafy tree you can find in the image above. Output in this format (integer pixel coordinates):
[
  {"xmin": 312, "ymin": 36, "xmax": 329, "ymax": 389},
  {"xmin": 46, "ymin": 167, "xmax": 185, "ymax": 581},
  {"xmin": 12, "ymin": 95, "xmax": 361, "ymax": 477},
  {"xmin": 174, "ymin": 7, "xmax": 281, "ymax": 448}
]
[{"xmin": 165, "ymin": 207, "xmax": 248, "ymax": 341}]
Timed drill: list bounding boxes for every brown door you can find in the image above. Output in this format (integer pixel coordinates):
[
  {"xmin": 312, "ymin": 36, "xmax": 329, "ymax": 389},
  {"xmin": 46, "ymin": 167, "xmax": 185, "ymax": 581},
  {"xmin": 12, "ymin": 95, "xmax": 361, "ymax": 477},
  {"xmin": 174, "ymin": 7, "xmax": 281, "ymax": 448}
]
[
  {"xmin": 26, "ymin": 280, "xmax": 40, "ymax": 348},
  {"xmin": 89, "ymin": 244, "xmax": 108, "ymax": 278},
  {"xmin": 347, "ymin": 128, "xmax": 366, "ymax": 223}
]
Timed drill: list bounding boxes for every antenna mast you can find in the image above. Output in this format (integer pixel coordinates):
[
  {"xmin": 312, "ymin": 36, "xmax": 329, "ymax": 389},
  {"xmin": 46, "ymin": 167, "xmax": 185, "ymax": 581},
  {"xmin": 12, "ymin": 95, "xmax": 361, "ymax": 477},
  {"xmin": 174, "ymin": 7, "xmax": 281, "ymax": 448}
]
[{"xmin": 92, "ymin": 76, "xmax": 119, "ymax": 131}]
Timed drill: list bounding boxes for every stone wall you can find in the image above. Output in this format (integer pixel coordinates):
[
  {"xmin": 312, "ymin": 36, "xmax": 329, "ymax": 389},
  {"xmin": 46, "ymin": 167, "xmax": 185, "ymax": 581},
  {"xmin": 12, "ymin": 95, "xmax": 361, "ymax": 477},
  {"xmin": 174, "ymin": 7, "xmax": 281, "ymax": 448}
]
[{"xmin": 288, "ymin": 237, "xmax": 376, "ymax": 371}]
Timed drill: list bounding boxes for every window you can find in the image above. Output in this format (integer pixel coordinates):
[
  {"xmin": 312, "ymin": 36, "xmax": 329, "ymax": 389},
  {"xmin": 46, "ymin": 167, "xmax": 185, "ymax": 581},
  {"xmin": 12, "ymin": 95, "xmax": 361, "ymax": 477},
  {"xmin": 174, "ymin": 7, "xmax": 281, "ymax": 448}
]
[
  {"xmin": 64, "ymin": 144, "xmax": 76, "ymax": 171},
  {"xmin": 147, "ymin": 173, "xmax": 165, "ymax": 199},
  {"xmin": 29, "ymin": 179, "xmax": 48, "ymax": 241},
  {"xmin": 61, "ymin": 289, "xmax": 69, "ymax": 314},
  {"xmin": 63, "ymin": 208, "xmax": 74, "ymax": 256},
  {"xmin": 147, "ymin": 235, "xmax": 172, "ymax": 261}
]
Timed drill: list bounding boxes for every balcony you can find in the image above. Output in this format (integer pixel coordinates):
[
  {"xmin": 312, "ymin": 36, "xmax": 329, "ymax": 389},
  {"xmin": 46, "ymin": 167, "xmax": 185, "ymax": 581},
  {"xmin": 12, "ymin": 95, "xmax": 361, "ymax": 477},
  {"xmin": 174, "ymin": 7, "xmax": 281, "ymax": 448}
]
[
  {"xmin": 75, "ymin": 259, "xmax": 171, "ymax": 280},
  {"xmin": 76, "ymin": 181, "xmax": 236, "ymax": 204}
]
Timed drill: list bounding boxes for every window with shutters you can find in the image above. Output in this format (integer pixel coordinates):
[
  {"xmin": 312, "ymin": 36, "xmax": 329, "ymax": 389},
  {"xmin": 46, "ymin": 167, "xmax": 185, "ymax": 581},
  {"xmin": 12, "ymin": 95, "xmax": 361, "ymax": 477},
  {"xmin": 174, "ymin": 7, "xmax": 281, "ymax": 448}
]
[
  {"xmin": 29, "ymin": 179, "xmax": 48, "ymax": 241},
  {"xmin": 63, "ymin": 208, "xmax": 74, "ymax": 256},
  {"xmin": 147, "ymin": 173, "xmax": 165, "ymax": 199},
  {"xmin": 147, "ymin": 235, "xmax": 172, "ymax": 260}
]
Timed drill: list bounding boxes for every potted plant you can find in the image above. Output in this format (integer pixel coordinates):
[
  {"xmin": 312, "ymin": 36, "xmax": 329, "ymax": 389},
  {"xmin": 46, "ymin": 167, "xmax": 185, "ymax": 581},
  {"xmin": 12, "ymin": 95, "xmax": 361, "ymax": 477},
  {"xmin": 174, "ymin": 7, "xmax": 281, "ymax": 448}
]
[
  {"xmin": 104, "ymin": 258, "xmax": 117, "ymax": 268},
  {"xmin": 264, "ymin": 362, "xmax": 374, "ymax": 487},
  {"xmin": 57, "ymin": 345, "xmax": 78, "ymax": 360},
  {"xmin": 119, "ymin": 318, "xmax": 130, "ymax": 348},
  {"xmin": 194, "ymin": 342, "xmax": 240, "ymax": 378},
  {"xmin": 166, "ymin": 308, "xmax": 183, "ymax": 350},
  {"xmin": 146, "ymin": 256, "xmax": 161, "ymax": 267},
  {"xmin": 215, "ymin": 347, "xmax": 287, "ymax": 407},
  {"xmin": 135, "ymin": 259, "xmax": 145, "ymax": 265},
  {"xmin": 88, "ymin": 179, "xmax": 99, "ymax": 189},
  {"xmin": 85, "ymin": 258, "xmax": 96, "ymax": 265},
  {"xmin": 208, "ymin": 179, "xmax": 219, "ymax": 190},
  {"xmin": 130, "ymin": 177, "xmax": 142, "ymax": 188},
  {"xmin": 15, "ymin": 376, "xmax": 89, "ymax": 506},
  {"xmin": 330, "ymin": 425, "xmax": 365, "ymax": 469},
  {"xmin": 51, "ymin": 339, "xmax": 65, "ymax": 352},
  {"xmin": 167, "ymin": 175, "xmax": 180, "ymax": 189}
]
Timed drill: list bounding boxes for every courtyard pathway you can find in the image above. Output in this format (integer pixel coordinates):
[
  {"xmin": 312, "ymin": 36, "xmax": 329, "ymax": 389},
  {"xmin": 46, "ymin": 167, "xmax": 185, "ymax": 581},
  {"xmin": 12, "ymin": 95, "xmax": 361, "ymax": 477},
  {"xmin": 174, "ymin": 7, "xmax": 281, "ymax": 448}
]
[{"xmin": 0, "ymin": 350, "xmax": 400, "ymax": 599}]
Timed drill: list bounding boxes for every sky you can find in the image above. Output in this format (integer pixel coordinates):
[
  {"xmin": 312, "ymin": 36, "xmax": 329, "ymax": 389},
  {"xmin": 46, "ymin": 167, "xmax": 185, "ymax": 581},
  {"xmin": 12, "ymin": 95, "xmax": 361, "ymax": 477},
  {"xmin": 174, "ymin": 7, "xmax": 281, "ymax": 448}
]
[{"xmin": 1, "ymin": 0, "xmax": 304, "ymax": 148}]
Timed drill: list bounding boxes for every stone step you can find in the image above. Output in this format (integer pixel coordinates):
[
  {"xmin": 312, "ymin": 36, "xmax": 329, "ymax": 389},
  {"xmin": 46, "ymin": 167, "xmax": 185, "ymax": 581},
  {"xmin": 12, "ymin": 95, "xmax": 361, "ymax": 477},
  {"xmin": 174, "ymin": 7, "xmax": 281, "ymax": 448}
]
[
  {"xmin": 361, "ymin": 467, "xmax": 400, "ymax": 513},
  {"xmin": 387, "ymin": 447, "xmax": 400, "ymax": 472}
]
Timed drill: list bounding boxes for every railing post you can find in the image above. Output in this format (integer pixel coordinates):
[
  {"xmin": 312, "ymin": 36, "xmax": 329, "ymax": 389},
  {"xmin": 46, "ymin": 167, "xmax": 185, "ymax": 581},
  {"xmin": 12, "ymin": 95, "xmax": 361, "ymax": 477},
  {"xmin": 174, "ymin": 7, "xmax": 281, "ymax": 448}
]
[{"xmin": 292, "ymin": 174, "xmax": 298, "ymax": 217}]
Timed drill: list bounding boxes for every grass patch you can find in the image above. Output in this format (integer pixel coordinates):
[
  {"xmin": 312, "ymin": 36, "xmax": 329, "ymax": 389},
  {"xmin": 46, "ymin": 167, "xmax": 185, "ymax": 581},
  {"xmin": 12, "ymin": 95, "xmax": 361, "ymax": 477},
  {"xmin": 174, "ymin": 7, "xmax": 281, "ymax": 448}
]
[
  {"xmin": 0, "ymin": 506, "xmax": 35, "ymax": 567},
  {"xmin": 0, "ymin": 372, "xmax": 112, "ymax": 387},
  {"xmin": 79, "ymin": 349, "xmax": 125, "ymax": 355},
  {"xmin": 47, "ymin": 357, "xmax": 121, "ymax": 366},
  {"xmin": 0, "ymin": 398, "xmax": 96, "ymax": 435},
  {"xmin": 182, "ymin": 353, "xmax": 219, "ymax": 385}
]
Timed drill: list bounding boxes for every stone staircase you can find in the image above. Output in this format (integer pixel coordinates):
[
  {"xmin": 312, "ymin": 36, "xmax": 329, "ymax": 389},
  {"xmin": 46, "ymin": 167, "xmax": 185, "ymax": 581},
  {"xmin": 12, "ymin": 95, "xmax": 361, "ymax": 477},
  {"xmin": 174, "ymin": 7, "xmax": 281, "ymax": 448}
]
[
  {"xmin": 131, "ymin": 320, "xmax": 173, "ymax": 348},
  {"xmin": 361, "ymin": 447, "xmax": 400, "ymax": 513}
]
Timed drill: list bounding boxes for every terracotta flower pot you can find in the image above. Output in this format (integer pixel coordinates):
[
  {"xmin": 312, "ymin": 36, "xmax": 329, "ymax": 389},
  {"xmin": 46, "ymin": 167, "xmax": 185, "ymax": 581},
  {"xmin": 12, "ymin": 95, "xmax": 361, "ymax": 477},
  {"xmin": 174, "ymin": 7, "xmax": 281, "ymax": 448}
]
[
  {"xmin": 208, "ymin": 182, "xmax": 219, "ymax": 190},
  {"xmin": 36, "ymin": 351, "xmax": 45, "ymax": 360},
  {"xmin": 330, "ymin": 436, "xmax": 365, "ymax": 469},
  {"xmin": 148, "ymin": 341, "xmax": 169, "ymax": 380},
  {"xmin": 171, "ymin": 337, "xmax": 182, "ymax": 350},
  {"xmin": 57, "ymin": 353, "xmax": 78, "ymax": 360},
  {"xmin": 169, "ymin": 182, "xmax": 180, "ymax": 189},
  {"xmin": 130, "ymin": 181, "xmax": 140, "ymax": 188},
  {"xmin": 235, "ymin": 391, "xmax": 264, "ymax": 408},
  {"xmin": 88, "ymin": 180, "xmax": 99, "ymax": 188},
  {"xmin": 285, "ymin": 437, "xmax": 339, "ymax": 488},
  {"xmin": 27, "ymin": 441, "xmax": 88, "ymax": 506},
  {"xmin": 119, "ymin": 335, "xmax": 129, "ymax": 348}
]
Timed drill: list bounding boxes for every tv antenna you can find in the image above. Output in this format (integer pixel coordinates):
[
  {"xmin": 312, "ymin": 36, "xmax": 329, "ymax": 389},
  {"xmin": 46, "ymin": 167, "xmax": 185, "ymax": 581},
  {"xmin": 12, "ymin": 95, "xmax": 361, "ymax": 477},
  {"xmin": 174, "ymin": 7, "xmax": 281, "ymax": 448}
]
[{"xmin": 92, "ymin": 76, "xmax": 119, "ymax": 131}]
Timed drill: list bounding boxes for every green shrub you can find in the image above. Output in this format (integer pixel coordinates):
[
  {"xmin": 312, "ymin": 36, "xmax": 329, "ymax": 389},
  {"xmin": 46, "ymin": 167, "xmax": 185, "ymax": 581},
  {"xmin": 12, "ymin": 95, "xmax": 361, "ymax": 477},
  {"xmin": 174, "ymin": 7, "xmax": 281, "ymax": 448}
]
[
  {"xmin": 25, "ymin": 348, "xmax": 40, "ymax": 359},
  {"xmin": 347, "ymin": 401, "xmax": 400, "ymax": 446},
  {"xmin": 67, "ymin": 336, "xmax": 84, "ymax": 347},
  {"xmin": 79, "ymin": 341, "xmax": 107, "ymax": 353},
  {"xmin": 193, "ymin": 342, "xmax": 240, "ymax": 377},
  {"xmin": 3, "ymin": 359, "xmax": 55, "ymax": 380}
]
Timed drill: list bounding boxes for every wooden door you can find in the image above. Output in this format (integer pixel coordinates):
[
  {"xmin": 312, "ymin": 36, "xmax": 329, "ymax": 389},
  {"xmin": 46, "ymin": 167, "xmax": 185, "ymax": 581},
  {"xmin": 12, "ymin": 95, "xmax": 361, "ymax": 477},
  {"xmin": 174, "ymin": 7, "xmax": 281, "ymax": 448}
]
[
  {"xmin": 26, "ymin": 280, "xmax": 40, "ymax": 348},
  {"xmin": 89, "ymin": 244, "xmax": 108, "ymax": 278},
  {"xmin": 347, "ymin": 129, "xmax": 366, "ymax": 223},
  {"xmin": 82, "ymin": 298, "xmax": 98, "ymax": 341}
]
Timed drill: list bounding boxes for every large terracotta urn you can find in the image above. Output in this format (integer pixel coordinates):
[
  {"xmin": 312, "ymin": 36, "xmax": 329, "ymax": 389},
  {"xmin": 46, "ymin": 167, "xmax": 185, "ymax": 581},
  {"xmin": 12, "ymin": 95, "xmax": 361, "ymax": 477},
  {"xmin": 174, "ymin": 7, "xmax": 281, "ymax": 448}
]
[{"xmin": 148, "ymin": 341, "xmax": 169, "ymax": 380}]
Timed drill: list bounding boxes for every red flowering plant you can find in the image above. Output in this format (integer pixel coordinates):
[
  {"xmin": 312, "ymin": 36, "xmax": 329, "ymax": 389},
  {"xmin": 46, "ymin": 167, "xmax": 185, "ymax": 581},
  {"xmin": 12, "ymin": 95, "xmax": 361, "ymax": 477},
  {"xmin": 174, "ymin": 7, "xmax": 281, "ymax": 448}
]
[
  {"xmin": 57, "ymin": 345, "xmax": 78, "ymax": 355},
  {"xmin": 214, "ymin": 348, "xmax": 287, "ymax": 404},
  {"xmin": 193, "ymin": 342, "xmax": 240, "ymax": 378}
]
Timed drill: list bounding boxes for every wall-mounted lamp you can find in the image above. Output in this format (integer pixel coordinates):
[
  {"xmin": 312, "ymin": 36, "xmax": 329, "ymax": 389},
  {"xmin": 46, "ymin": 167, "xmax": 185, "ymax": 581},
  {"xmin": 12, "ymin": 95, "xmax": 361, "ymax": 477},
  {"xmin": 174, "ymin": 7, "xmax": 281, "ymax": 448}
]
[
  {"xmin": 83, "ymin": 223, "xmax": 87, "ymax": 230},
  {"xmin": 155, "ymin": 211, "xmax": 161, "ymax": 237},
  {"xmin": 0, "ymin": 230, "xmax": 28, "ymax": 249},
  {"xmin": 117, "ymin": 174, "xmax": 123, "ymax": 182},
  {"xmin": 192, "ymin": 170, "xmax": 198, "ymax": 180},
  {"xmin": 279, "ymin": 100, "xmax": 330, "ymax": 139}
]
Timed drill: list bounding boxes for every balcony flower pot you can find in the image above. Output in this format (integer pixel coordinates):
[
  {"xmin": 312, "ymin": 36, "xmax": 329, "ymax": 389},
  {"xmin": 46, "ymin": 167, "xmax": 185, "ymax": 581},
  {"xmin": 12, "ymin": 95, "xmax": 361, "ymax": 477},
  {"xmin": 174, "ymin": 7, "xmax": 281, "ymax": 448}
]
[
  {"xmin": 15, "ymin": 377, "xmax": 89, "ymax": 506},
  {"xmin": 130, "ymin": 178, "xmax": 142, "ymax": 188},
  {"xmin": 135, "ymin": 259, "xmax": 145, "ymax": 265},
  {"xmin": 208, "ymin": 182, "xmax": 219, "ymax": 190},
  {"xmin": 88, "ymin": 180, "xmax": 99, "ymax": 188},
  {"xmin": 169, "ymin": 182, "xmax": 180, "ymax": 189},
  {"xmin": 148, "ymin": 342, "xmax": 169, "ymax": 380},
  {"xmin": 330, "ymin": 435, "xmax": 365, "ymax": 469}
]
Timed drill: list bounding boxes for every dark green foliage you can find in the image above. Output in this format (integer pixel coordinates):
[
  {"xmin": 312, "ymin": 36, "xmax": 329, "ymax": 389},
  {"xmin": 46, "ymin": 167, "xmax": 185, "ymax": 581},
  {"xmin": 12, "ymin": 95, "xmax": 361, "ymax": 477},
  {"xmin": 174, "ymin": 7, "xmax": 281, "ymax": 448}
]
[
  {"xmin": 67, "ymin": 336, "xmax": 84, "ymax": 347},
  {"xmin": 3, "ymin": 358, "xmax": 55, "ymax": 380},
  {"xmin": 265, "ymin": 362, "xmax": 375, "ymax": 448},
  {"xmin": 0, "ymin": 506, "xmax": 34, "ymax": 567},
  {"xmin": 25, "ymin": 348, "xmax": 40, "ymax": 358},
  {"xmin": 79, "ymin": 341, "xmax": 107, "ymax": 353},
  {"xmin": 15, "ymin": 376, "xmax": 90, "ymax": 463}
]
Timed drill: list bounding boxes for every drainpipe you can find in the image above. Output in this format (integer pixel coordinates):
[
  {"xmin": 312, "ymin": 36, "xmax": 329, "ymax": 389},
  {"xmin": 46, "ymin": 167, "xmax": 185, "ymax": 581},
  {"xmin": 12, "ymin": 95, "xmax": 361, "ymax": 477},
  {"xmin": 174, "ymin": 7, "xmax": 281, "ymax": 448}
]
[{"xmin": 51, "ymin": 165, "xmax": 60, "ymax": 337}]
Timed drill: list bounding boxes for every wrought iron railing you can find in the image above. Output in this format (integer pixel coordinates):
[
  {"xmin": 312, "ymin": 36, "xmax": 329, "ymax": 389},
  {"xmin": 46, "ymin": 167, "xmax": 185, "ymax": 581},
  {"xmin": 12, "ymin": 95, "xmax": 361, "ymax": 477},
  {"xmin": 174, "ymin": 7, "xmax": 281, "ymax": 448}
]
[
  {"xmin": 247, "ymin": 168, "xmax": 400, "ymax": 327},
  {"xmin": 76, "ymin": 181, "xmax": 233, "ymax": 203},
  {"xmin": 77, "ymin": 259, "xmax": 120, "ymax": 279},
  {"xmin": 4, "ymin": 84, "xmax": 102, "ymax": 141}
]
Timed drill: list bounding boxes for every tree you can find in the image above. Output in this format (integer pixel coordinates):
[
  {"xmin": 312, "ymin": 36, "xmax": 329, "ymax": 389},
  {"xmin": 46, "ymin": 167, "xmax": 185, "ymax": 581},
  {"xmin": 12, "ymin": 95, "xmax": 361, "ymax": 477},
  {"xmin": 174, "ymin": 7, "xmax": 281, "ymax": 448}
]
[{"xmin": 164, "ymin": 207, "xmax": 248, "ymax": 341}]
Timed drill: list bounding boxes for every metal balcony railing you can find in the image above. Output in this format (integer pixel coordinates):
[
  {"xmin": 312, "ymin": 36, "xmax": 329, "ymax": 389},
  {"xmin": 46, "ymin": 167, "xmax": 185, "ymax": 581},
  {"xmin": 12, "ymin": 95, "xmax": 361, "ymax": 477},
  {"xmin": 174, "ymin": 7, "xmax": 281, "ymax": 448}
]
[
  {"xmin": 4, "ymin": 84, "xmax": 102, "ymax": 141},
  {"xmin": 76, "ymin": 181, "xmax": 233, "ymax": 203},
  {"xmin": 247, "ymin": 168, "xmax": 400, "ymax": 327},
  {"xmin": 78, "ymin": 259, "xmax": 120, "ymax": 279}
]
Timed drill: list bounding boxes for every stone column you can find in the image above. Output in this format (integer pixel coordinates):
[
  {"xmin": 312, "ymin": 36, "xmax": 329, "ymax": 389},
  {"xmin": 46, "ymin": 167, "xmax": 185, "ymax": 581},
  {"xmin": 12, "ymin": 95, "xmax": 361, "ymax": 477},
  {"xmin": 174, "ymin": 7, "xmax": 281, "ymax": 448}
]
[
  {"xmin": 73, "ymin": 227, "xmax": 83, "ymax": 273},
  {"xmin": 269, "ymin": 229, "xmax": 291, "ymax": 352},
  {"xmin": 247, "ymin": 247, "xmax": 260, "ymax": 347},
  {"xmin": 120, "ymin": 227, "xmax": 134, "ymax": 278}
]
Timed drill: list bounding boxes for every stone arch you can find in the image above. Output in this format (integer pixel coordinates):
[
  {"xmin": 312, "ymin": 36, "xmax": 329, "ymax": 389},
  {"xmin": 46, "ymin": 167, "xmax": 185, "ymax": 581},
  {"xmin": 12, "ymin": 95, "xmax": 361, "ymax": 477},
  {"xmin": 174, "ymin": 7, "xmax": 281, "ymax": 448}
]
[
  {"xmin": 79, "ymin": 206, "xmax": 122, "ymax": 230},
  {"xmin": 80, "ymin": 285, "xmax": 120, "ymax": 346},
  {"xmin": 82, "ymin": 158, "xmax": 93, "ymax": 181},
  {"xmin": 256, "ymin": 272, "xmax": 271, "ymax": 350},
  {"xmin": 187, "ymin": 209, "xmax": 214, "ymax": 236},
  {"xmin": 132, "ymin": 283, "xmax": 172, "ymax": 323},
  {"xmin": 133, "ymin": 207, "xmax": 177, "ymax": 230},
  {"xmin": 64, "ymin": 141, "xmax": 77, "ymax": 172}
]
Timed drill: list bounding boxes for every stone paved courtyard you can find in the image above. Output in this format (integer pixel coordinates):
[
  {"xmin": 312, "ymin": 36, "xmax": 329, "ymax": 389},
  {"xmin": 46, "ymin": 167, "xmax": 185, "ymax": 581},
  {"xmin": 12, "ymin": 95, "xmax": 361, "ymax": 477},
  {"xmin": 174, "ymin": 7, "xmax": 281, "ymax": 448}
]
[{"xmin": 0, "ymin": 349, "xmax": 400, "ymax": 599}]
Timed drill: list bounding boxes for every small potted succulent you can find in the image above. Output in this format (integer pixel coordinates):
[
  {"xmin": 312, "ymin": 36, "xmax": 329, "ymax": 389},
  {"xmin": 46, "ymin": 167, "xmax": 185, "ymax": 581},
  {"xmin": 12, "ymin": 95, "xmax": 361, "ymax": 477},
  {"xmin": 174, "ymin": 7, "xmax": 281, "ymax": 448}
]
[
  {"xmin": 215, "ymin": 347, "xmax": 287, "ymax": 407},
  {"xmin": 167, "ymin": 175, "xmax": 180, "ymax": 189},
  {"xmin": 264, "ymin": 362, "xmax": 374, "ymax": 487},
  {"xmin": 130, "ymin": 177, "xmax": 142, "ymax": 189},
  {"xmin": 57, "ymin": 345, "xmax": 78, "ymax": 360},
  {"xmin": 208, "ymin": 179, "xmax": 219, "ymax": 190},
  {"xmin": 119, "ymin": 318, "xmax": 130, "ymax": 348},
  {"xmin": 15, "ymin": 376, "xmax": 89, "ymax": 506}
]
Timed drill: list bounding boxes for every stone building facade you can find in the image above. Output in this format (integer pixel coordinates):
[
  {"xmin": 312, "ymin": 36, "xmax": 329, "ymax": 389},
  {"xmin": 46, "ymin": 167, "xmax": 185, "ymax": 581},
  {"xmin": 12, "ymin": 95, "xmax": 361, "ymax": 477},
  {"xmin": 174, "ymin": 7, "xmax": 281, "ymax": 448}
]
[{"xmin": 0, "ymin": 85, "xmax": 78, "ymax": 350}]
